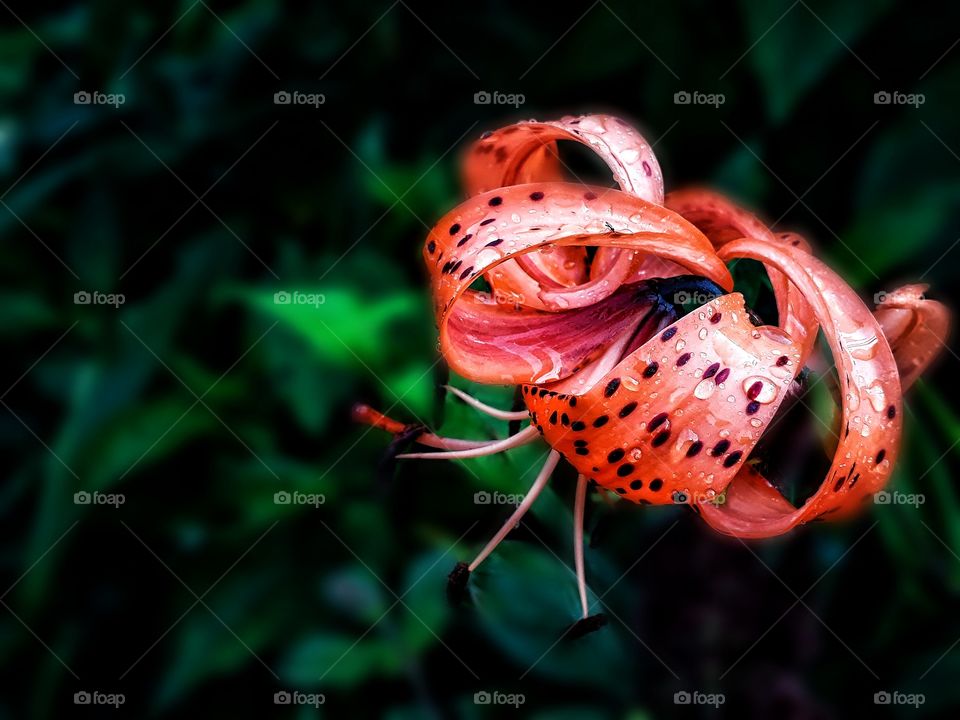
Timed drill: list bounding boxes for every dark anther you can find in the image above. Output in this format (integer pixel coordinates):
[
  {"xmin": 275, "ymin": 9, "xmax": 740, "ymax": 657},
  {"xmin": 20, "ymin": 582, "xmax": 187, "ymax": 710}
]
[
  {"xmin": 447, "ymin": 561, "xmax": 471, "ymax": 606},
  {"xmin": 564, "ymin": 613, "xmax": 608, "ymax": 640}
]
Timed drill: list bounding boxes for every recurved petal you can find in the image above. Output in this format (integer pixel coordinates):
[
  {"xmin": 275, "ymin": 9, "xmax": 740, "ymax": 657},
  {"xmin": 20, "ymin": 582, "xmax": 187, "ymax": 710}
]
[
  {"xmin": 699, "ymin": 240, "xmax": 902, "ymax": 537},
  {"xmin": 521, "ymin": 292, "xmax": 802, "ymax": 504},
  {"xmin": 428, "ymin": 183, "xmax": 732, "ymax": 385},
  {"xmin": 874, "ymin": 284, "xmax": 950, "ymax": 390},
  {"xmin": 666, "ymin": 188, "xmax": 819, "ymax": 367}
]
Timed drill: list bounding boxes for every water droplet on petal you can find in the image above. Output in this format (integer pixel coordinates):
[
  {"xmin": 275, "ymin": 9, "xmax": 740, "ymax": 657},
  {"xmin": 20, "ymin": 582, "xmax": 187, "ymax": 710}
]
[{"xmin": 694, "ymin": 380, "xmax": 716, "ymax": 400}]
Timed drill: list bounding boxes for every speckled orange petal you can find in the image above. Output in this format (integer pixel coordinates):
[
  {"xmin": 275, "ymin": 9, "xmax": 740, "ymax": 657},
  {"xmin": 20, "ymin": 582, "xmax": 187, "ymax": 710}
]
[
  {"xmin": 699, "ymin": 240, "xmax": 903, "ymax": 538},
  {"xmin": 463, "ymin": 114, "xmax": 663, "ymax": 202},
  {"xmin": 463, "ymin": 115, "xmax": 665, "ymax": 312},
  {"xmin": 665, "ymin": 188, "xmax": 819, "ymax": 366},
  {"xmin": 874, "ymin": 284, "xmax": 951, "ymax": 390},
  {"xmin": 520, "ymin": 292, "xmax": 802, "ymax": 504},
  {"xmin": 428, "ymin": 183, "xmax": 733, "ymax": 385}
]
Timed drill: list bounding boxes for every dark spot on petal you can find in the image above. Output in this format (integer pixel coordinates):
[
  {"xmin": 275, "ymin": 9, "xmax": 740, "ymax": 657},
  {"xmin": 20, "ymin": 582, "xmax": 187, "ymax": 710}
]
[
  {"xmin": 833, "ymin": 472, "xmax": 846, "ymax": 492},
  {"xmin": 723, "ymin": 451, "xmax": 743, "ymax": 468},
  {"xmin": 711, "ymin": 439, "xmax": 731, "ymax": 456},
  {"xmin": 876, "ymin": 449, "xmax": 886, "ymax": 464},
  {"xmin": 574, "ymin": 439, "xmax": 588, "ymax": 447},
  {"xmin": 616, "ymin": 487, "xmax": 627, "ymax": 494},
  {"xmin": 710, "ymin": 313, "xmax": 722, "ymax": 324},
  {"xmin": 584, "ymin": 191, "xmax": 597, "ymax": 200},
  {"xmin": 485, "ymin": 238, "xmax": 503, "ymax": 247},
  {"xmin": 530, "ymin": 191, "xmax": 544, "ymax": 201},
  {"xmin": 593, "ymin": 415, "xmax": 609, "ymax": 428},
  {"xmin": 427, "ymin": 240, "xmax": 436, "ymax": 254},
  {"xmin": 480, "ymin": 218, "xmax": 495, "ymax": 226},
  {"xmin": 488, "ymin": 196, "xmax": 503, "ymax": 206},
  {"xmin": 715, "ymin": 368, "xmax": 730, "ymax": 384},
  {"xmin": 457, "ymin": 234, "xmax": 473, "ymax": 247},
  {"xmin": 630, "ymin": 479, "xmax": 643, "ymax": 490},
  {"xmin": 746, "ymin": 400, "xmax": 761, "ymax": 415},
  {"xmin": 569, "ymin": 397, "xmax": 577, "ymax": 407},
  {"xmin": 648, "ymin": 412, "xmax": 668, "ymax": 431},
  {"xmin": 571, "ymin": 421, "xmax": 586, "ymax": 431},
  {"xmin": 649, "ymin": 478, "xmax": 663, "ymax": 491},
  {"xmin": 661, "ymin": 327, "xmax": 677, "ymax": 341},
  {"xmin": 776, "ymin": 356, "xmax": 789, "ymax": 367},
  {"xmin": 642, "ymin": 161, "xmax": 652, "ymax": 176},
  {"xmin": 561, "ymin": 413, "xmax": 570, "ymax": 426},
  {"xmin": 677, "ymin": 352, "xmax": 692, "ymax": 366},
  {"xmin": 887, "ymin": 405, "xmax": 897, "ymax": 419},
  {"xmin": 703, "ymin": 362, "xmax": 720, "ymax": 379},
  {"xmin": 604, "ymin": 378, "xmax": 621, "ymax": 398},
  {"xmin": 747, "ymin": 381, "xmax": 763, "ymax": 399},
  {"xmin": 608, "ymin": 448, "xmax": 625, "ymax": 463},
  {"xmin": 619, "ymin": 402, "xmax": 638, "ymax": 418},
  {"xmin": 575, "ymin": 447, "xmax": 589, "ymax": 456},
  {"xmin": 459, "ymin": 266, "xmax": 474, "ymax": 280},
  {"xmin": 686, "ymin": 441, "xmax": 703, "ymax": 457},
  {"xmin": 617, "ymin": 463, "xmax": 634, "ymax": 477},
  {"xmin": 549, "ymin": 411, "xmax": 558, "ymax": 424},
  {"xmin": 449, "ymin": 223, "xmax": 461, "ymax": 235},
  {"xmin": 643, "ymin": 362, "xmax": 659, "ymax": 379},
  {"xmin": 652, "ymin": 430, "xmax": 670, "ymax": 447}
]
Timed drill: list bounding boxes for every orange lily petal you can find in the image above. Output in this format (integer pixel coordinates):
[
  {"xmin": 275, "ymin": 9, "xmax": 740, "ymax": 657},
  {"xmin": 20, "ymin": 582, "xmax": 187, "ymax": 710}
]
[
  {"xmin": 521, "ymin": 292, "xmax": 802, "ymax": 504},
  {"xmin": 874, "ymin": 284, "xmax": 951, "ymax": 390},
  {"xmin": 699, "ymin": 239, "xmax": 902, "ymax": 538},
  {"xmin": 666, "ymin": 188, "xmax": 819, "ymax": 366},
  {"xmin": 428, "ymin": 183, "xmax": 733, "ymax": 384}
]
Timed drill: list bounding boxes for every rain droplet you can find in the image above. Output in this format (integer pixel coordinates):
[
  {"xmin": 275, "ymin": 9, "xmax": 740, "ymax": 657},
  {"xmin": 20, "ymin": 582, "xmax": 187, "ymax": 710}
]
[
  {"xmin": 864, "ymin": 380, "xmax": 887, "ymax": 413},
  {"xmin": 694, "ymin": 380, "xmax": 716, "ymax": 400},
  {"xmin": 698, "ymin": 328, "xmax": 708, "ymax": 340},
  {"xmin": 675, "ymin": 339, "xmax": 686, "ymax": 351}
]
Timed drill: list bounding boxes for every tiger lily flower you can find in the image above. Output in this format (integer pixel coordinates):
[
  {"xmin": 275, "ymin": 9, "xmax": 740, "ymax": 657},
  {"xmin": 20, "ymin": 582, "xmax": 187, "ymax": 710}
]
[{"xmin": 354, "ymin": 114, "xmax": 949, "ymax": 628}]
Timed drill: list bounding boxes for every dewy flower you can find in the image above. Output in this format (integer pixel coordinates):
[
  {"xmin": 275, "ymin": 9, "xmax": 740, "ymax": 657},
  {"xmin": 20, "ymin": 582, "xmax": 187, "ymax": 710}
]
[{"xmin": 354, "ymin": 114, "xmax": 949, "ymax": 629}]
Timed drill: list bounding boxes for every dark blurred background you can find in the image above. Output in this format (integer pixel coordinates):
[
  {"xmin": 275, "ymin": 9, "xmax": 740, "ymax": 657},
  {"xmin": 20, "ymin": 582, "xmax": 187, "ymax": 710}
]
[{"xmin": 3, "ymin": 0, "xmax": 960, "ymax": 717}]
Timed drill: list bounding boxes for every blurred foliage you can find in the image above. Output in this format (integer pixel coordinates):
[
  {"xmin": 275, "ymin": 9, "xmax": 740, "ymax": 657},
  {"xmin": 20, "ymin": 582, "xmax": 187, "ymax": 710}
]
[{"xmin": 2, "ymin": 0, "xmax": 960, "ymax": 717}]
